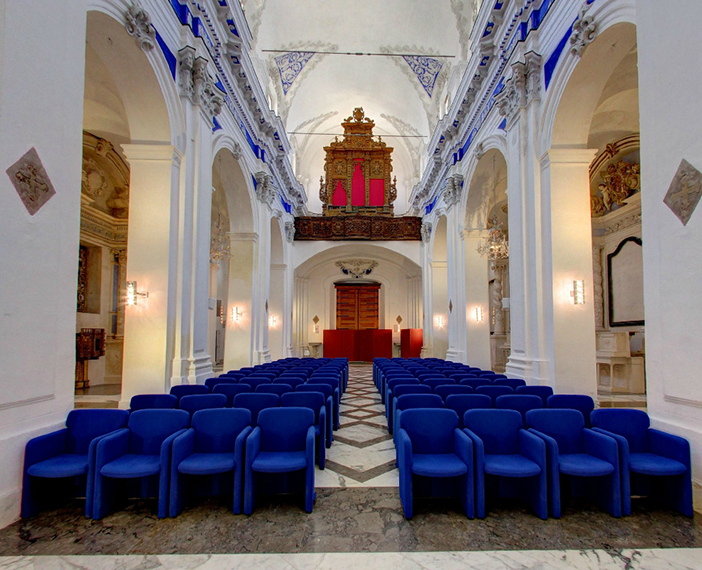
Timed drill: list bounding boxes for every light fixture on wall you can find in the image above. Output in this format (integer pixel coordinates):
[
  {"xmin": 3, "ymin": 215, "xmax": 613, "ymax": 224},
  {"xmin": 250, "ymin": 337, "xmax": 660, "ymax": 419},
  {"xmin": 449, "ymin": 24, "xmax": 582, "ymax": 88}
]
[
  {"xmin": 474, "ymin": 306, "xmax": 484, "ymax": 322},
  {"xmin": 232, "ymin": 306, "xmax": 243, "ymax": 322},
  {"xmin": 312, "ymin": 315, "xmax": 320, "ymax": 334},
  {"xmin": 477, "ymin": 156, "xmax": 509, "ymax": 261},
  {"xmin": 571, "ymin": 280, "xmax": 585, "ymax": 305},
  {"xmin": 126, "ymin": 281, "xmax": 148, "ymax": 306},
  {"xmin": 394, "ymin": 315, "xmax": 402, "ymax": 333},
  {"xmin": 269, "ymin": 315, "xmax": 277, "ymax": 327},
  {"xmin": 210, "ymin": 214, "xmax": 232, "ymax": 264},
  {"xmin": 436, "ymin": 315, "xmax": 445, "ymax": 329}
]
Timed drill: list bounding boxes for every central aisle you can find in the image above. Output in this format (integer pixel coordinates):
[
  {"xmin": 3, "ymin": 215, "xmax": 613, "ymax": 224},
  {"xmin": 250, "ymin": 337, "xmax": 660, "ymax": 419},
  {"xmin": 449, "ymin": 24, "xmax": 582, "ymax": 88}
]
[{"xmin": 317, "ymin": 364, "xmax": 399, "ymax": 487}]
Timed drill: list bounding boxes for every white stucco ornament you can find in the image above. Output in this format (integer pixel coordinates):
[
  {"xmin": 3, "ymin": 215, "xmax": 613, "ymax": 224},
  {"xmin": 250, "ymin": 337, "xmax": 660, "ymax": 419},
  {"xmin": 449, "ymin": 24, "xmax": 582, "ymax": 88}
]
[
  {"xmin": 6, "ymin": 147, "xmax": 56, "ymax": 216},
  {"xmin": 664, "ymin": 159, "xmax": 702, "ymax": 226},
  {"xmin": 336, "ymin": 259, "xmax": 379, "ymax": 279}
]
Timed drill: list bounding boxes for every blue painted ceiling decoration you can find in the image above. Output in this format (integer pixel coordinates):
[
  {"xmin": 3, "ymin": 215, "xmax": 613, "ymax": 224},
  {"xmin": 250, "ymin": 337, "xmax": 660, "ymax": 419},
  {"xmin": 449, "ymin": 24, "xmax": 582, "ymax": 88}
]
[
  {"xmin": 403, "ymin": 55, "xmax": 443, "ymax": 98},
  {"xmin": 275, "ymin": 52, "xmax": 315, "ymax": 95}
]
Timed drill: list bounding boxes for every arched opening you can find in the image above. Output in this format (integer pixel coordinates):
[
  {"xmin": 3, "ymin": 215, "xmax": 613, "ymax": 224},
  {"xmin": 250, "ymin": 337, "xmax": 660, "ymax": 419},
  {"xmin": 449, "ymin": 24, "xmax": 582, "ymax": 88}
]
[
  {"xmin": 545, "ymin": 22, "xmax": 641, "ymax": 398},
  {"xmin": 431, "ymin": 216, "xmax": 449, "ymax": 358},
  {"xmin": 76, "ymin": 10, "xmax": 173, "ymax": 407}
]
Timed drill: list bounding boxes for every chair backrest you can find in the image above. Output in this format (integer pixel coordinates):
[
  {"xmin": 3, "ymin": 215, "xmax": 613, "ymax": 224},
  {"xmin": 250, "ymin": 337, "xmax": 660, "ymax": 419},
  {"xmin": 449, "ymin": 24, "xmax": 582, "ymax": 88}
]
[
  {"xmin": 464, "ymin": 409, "xmax": 523, "ymax": 455},
  {"xmin": 297, "ymin": 383, "xmax": 332, "ymax": 399},
  {"xmin": 459, "ymin": 378, "xmax": 492, "ymax": 390},
  {"xmin": 170, "ymin": 384, "xmax": 209, "ymax": 400},
  {"xmin": 547, "ymin": 394, "xmax": 595, "ymax": 427},
  {"xmin": 400, "ymin": 409, "xmax": 459, "ymax": 454},
  {"xmin": 256, "ymin": 383, "xmax": 293, "ymax": 396},
  {"xmin": 476, "ymin": 370, "xmax": 498, "ymax": 378},
  {"xmin": 445, "ymin": 394, "xmax": 492, "ymax": 428},
  {"xmin": 495, "ymin": 394, "xmax": 543, "ymax": 424},
  {"xmin": 276, "ymin": 377, "xmax": 306, "ymax": 389},
  {"xmin": 396, "ymin": 393, "xmax": 445, "ymax": 411},
  {"xmin": 417, "ymin": 373, "xmax": 445, "ymax": 382},
  {"xmin": 244, "ymin": 377, "xmax": 273, "ymax": 390},
  {"xmin": 179, "ymin": 394, "xmax": 227, "ymax": 415},
  {"xmin": 515, "ymin": 385, "xmax": 554, "ymax": 406},
  {"xmin": 434, "ymin": 384, "xmax": 474, "ymax": 400},
  {"xmin": 493, "ymin": 378, "xmax": 527, "ymax": 390},
  {"xmin": 281, "ymin": 392, "xmax": 325, "ymax": 423},
  {"xmin": 387, "ymin": 377, "xmax": 420, "ymax": 390},
  {"xmin": 129, "ymin": 394, "xmax": 178, "ymax": 411},
  {"xmin": 250, "ymin": 371, "xmax": 277, "ymax": 380},
  {"xmin": 308, "ymin": 376, "xmax": 339, "ymax": 391},
  {"xmin": 446, "ymin": 374, "xmax": 476, "ymax": 383},
  {"xmin": 191, "ymin": 408, "xmax": 252, "ymax": 453},
  {"xmin": 212, "ymin": 383, "xmax": 251, "ymax": 406},
  {"xmin": 476, "ymin": 385, "xmax": 514, "ymax": 404},
  {"xmin": 393, "ymin": 384, "xmax": 432, "ymax": 398},
  {"xmin": 127, "ymin": 409, "xmax": 190, "ymax": 454},
  {"xmin": 66, "ymin": 409, "xmax": 130, "ymax": 454},
  {"xmin": 590, "ymin": 408, "xmax": 650, "ymax": 453},
  {"xmin": 258, "ymin": 407, "xmax": 315, "ymax": 452},
  {"xmin": 526, "ymin": 409, "xmax": 584, "ymax": 454},
  {"xmin": 205, "ymin": 377, "xmax": 233, "ymax": 390},
  {"xmin": 233, "ymin": 393, "xmax": 280, "ymax": 427},
  {"xmin": 423, "ymin": 378, "xmax": 456, "ymax": 390}
]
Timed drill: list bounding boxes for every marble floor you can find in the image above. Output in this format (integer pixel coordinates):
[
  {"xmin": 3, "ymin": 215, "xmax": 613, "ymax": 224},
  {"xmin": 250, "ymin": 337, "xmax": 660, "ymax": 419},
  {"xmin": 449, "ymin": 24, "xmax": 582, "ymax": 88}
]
[{"xmin": 4, "ymin": 364, "xmax": 699, "ymax": 569}]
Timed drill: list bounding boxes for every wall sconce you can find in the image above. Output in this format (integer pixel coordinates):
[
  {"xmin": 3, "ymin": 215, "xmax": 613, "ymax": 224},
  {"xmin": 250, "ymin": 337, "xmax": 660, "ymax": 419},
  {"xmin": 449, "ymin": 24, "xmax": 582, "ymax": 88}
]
[
  {"xmin": 231, "ymin": 306, "xmax": 243, "ymax": 322},
  {"xmin": 474, "ymin": 307, "xmax": 484, "ymax": 322},
  {"xmin": 571, "ymin": 280, "xmax": 585, "ymax": 305},
  {"xmin": 126, "ymin": 281, "xmax": 148, "ymax": 306},
  {"xmin": 393, "ymin": 324, "xmax": 401, "ymax": 333},
  {"xmin": 269, "ymin": 315, "xmax": 277, "ymax": 327},
  {"xmin": 436, "ymin": 315, "xmax": 445, "ymax": 329}
]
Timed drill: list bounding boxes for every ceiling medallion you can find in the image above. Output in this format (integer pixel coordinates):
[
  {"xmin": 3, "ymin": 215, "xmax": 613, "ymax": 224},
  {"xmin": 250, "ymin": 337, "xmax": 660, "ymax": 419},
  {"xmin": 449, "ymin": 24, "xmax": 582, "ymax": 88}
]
[{"xmin": 336, "ymin": 259, "xmax": 378, "ymax": 279}]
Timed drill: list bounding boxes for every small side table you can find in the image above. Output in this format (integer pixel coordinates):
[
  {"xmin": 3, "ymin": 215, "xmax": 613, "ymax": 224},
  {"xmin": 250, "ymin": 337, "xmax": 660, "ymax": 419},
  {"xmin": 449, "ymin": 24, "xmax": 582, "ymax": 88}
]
[{"xmin": 309, "ymin": 342, "xmax": 322, "ymax": 358}]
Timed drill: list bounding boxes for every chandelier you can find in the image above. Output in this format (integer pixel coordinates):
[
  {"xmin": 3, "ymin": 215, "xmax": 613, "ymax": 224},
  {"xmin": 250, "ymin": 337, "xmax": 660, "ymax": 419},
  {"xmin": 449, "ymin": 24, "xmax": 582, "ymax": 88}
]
[
  {"xmin": 210, "ymin": 215, "xmax": 232, "ymax": 264},
  {"xmin": 477, "ymin": 156, "xmax": 509, "ymax": 260}
]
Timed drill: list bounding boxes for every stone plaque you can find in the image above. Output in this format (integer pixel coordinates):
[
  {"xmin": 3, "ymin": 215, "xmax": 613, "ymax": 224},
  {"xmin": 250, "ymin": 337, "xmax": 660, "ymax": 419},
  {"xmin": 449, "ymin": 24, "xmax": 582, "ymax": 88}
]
[
  {"xmin": 6, "ymin": 147, "xmax": 56, "ymax": 215},
  {"xmin": 664, "ymin": 159, "xmax": 702, "ymax": 226}
]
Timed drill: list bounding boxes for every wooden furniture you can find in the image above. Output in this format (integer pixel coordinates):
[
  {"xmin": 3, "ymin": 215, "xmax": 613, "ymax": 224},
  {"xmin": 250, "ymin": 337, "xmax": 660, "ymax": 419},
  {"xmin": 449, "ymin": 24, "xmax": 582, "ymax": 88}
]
[
  {"xmin": 400, "ymin": 329, "xmax": 423, "ymax": 358},
  {"xmin": 75, "ymin": 328, "xmax": 106, "ymax": 390},
  {"xmin": 596, "ymin": 332, "xmax": 645, "ymax": 394},
  {"xmin": 323, "ymin": 329, "xmax": 392, "ymax": 361},
  {"xmin": 335, "ymin": 283, "xmax": 380, "ymax": 330}
]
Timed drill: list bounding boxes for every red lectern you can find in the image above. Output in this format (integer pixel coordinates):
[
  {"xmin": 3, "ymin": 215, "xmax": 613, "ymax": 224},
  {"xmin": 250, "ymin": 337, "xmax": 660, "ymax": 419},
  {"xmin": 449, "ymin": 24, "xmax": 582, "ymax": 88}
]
[{"xmin": 401, "ymin": 329, "xmax": 423, "ymax": 358}]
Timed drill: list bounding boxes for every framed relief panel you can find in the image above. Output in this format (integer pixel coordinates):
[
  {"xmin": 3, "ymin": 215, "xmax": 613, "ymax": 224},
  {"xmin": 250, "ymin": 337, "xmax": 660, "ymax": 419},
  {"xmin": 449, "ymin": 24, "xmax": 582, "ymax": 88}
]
[{"xmin": 607, "ymin": 237, "xmax": 645, "ymax": 326}]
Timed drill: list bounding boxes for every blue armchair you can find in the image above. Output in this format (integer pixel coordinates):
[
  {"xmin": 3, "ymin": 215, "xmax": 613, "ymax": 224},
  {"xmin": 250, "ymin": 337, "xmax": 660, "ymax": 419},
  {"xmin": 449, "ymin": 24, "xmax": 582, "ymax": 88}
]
[
  {"xmin": 493, "ymin": 378, "xmax": 527, "ymax": 391},
  {"xmin": 256, "ymin": 384, "xmax": 293, "ymax": 396},
  {"xmin": 233, "ymin": 393, "xmax": 279, "ymax": 427},
  {"xmin": 169, "ymin": 408, "xmax": 251, "ymax": 516},
  {"xmin": 21, "ymin": 409, "xmax": 129, "ymax": 518},
  {"xmin": 397, "ymin": 409, "xmax": 473, "ymax": 519},
  {"xmin": 386, "ymin": 384, "xmax": 431, "ymax": 429},
  {"xmin": 476, "ymin": 385, "xmax": 514, "ymax": 405},
  {"xmin": 308, "ymin": 376, "xmax": 340, "ymax": 430},
  {"xmin": 281, "ymin": 392, "xmax": 327, "ymax": 469},
  {"xmin": 591, "ymin": 409, "xmax": 692, "ymax": 516},
  {"xmin": 516, "ymin": 385, "xmax": 554, "ymax": 406},
  {"xmin": 526, "ymin": 409, "xmax": 621, "ymax": 518},
  {"xmin": 393, "ymin": 394, "xmax": 444, "ymax": 442},
  {"xmin": 170, "ymin": 385, "xmax": 209, "ymax": 401},
  {"xmin": 495, "ymin": 394, "xmax": 543, "ymax": 425},
  {"xmin": 297, "ymin": 384, "xmax": 334, "ymax": 447},
  {"xmin": 213, "ymin": 383, "xmax": 251, "ymax": 407},
  {"xmin": 244, "ymin": 407, "xmax": 316, "ymax": 514},
  {"xmin": 129, "ymin": 394, "xmax": 177, "ymax": 411},
  {"xmin": 93, "ymin": 409, "xmax": 190, "ymax": 519},
  {"xmin": 423, "ymin": 378, "xmax": 456, "ymax": 391},
  {"xmin": 179, "ymin": 394, "xmax": 227, "ymax": 416},
  {"xmin": 464, "ymin": 409, "xmax": 547, "ymax": 519},
  {"xmin": 547, "ymin": 394, "xmax": 595, "ymax": 427},
  {"xmin": 435, "ymin": 385, "xmax": 474, "ymax": 401},
  {"xmin": 445, "ymin": 394, "xmax": 492, "ymax": 429},
  {"xmin": 459, "ymin": 378, "xmax": 492, "ymax": 390}
]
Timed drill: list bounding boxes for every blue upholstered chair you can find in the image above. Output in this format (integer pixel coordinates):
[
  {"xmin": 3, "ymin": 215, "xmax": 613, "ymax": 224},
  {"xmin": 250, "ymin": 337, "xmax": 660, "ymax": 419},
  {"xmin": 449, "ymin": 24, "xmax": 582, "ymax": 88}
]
[
  {"xmin": 244, "ymin": 407, "xmax": 316, "ymax": 514},
  {"xmin": 243, "ymin": 376, "xmax": 273, "ymax": 390},
  {"xmin": 21, "ymin": 409, "xmax": 129, "ymax": 518},
  {"xmin": 434, "ymin": 385, "xmax": 473, "ymax": 401},
  {"xmin": 205, "ymin": 376, "xmax": 238, "ymax": 390},
  {"xmin": 459, "ymin": 378, "xmax": 492, "ymax": 390},
  {"xmin": 591, "ymin": 409, "xmax": 693, "ymax": 516},
  {"xmin": 516, "ymin": 386, "xmax": 554, "ymax": 406},
  {"xmin": 233, "ymin": 393, "xmax": 279, "ymax": 428},
  {"xmin": 274, "ymin": 377, "xmax": 305, "ymax": 389},
  {"xmin": 397, "ymin": 409, "xmax": 473, "ymax": 519},
  {"xmin": 476, "ymin": 385, "xmax": 514, "ymax": 405},
  {"xmin": 526, "ymin": 409, "xmax": 621, "ymax": 518},
  {"xmin": 170, "ymin": 385, "xmax": 209, "ymax": 401},
  {"xmin": 256, "ymin": 383, "xmax": 293, "ymax": 396},
  {"xmin": 423, "ymin": 378, "xmax": 456, "ymax": 391},
  {"xmin": 547, "ymin": 394, "xmax": 595, "ymax": 427},
  {"xmin": 130, "ymin": 394, "xmax": 178, "ymax": 411},
  {"xmin": 169, "ymin": 408, "xmax": 252, "ymax": 516},
  {"xmin": 179, "ymin": 394, "xmax": 227, "ymax": 416},
  {"xmin": 297, "ymin": 383, "xmax": 334, "ymax": 447},
  {"xmin": 281, "ymin": 392, "xmax": 327, "ymax": 469},
  {"xmin": 384, "ymin": 377, "xmax": 419, "ymax": 405},
  {"xmin": 308, "ymin": 376, "xmax": 340, "ymax": 429},
  {"xmin": 386, "ymin": 384, "xmax": 431, "ymax": 428},
  {"xmin": 93, "ymin": 409, "xmax": 190, "ymax": 519},
  {"xmin": 213, "ymin": 383, "xmax": 251, "ymax": 407},
  {"xmin": 464, "ymin": 409, "xmax": 547, "ymax": 519},
  {"xmin": 445, "ymin": 394, "xmax": 492, "ymax": 429},
  {"xmin": 393, "ymin": 394, "xmax": 444, "ymax": 442},
  {"xmin": 494, "ymin": 378, "xmax": 527, "ymax": 391},
  {"xmin": 496, "ymin": 394, "xmax": 543, "ymax": 424}
]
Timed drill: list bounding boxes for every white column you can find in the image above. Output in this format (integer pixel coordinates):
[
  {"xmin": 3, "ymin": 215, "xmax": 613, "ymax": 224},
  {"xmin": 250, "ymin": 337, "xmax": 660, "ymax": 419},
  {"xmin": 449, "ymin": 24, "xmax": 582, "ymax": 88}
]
[
  {"xmin": 208, "ymin": 262, "xmax": 219, "ymax": 365},
  {"xmin": 420, "ymin": 229, "xmax": 434, "ymax": 356},
  {"xmin": 121, "ymin": 143, "xmax": 181, "ymax": 402},
  {"xmin": 446, "ymin": 203, "xmax": 466, "ymax": 362},
  {"xmin": 283, "ymin": 232, "xmax": 295, "ymax": 357},
  {"xmin": 463, "ymin": 230, "xmax": 492, "ymax": 369},
  {"xmin": 540, "ymin": 148, "xmax": 598, "ymax": 395},
  {"xmin": 252, "ymin": 182, "xmax": 272, "ymax": 363}
]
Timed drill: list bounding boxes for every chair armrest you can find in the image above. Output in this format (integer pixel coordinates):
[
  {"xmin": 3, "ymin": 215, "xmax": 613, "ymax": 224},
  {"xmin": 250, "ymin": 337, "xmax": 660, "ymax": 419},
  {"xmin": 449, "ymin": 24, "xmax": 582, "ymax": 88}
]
[
  {"xmin": 306, "ymin": 425, "xmax": 316, "ymax": 465},
  {"xmin": 235, "ymin": 426, "xmax": 252, "ymax": 467},
  {"xmin": 246, "ymin": 427, "xmax": 261, "ymax": 465},
  {"xmin": 650, "ymin": 429, "xmax": 691, "ymax": 468},
  {"xmin": 583, "ymin": 428, "xmax": 618, "ymax": 467},
  {"xmin": 319, "ymin": 406, "xmax": 327, "ymax": 437},
  {"xmin": 397, "ymin": 429, "xmax": 413, "ymax": 472},
  {"xmin": 160, "ymin": 428, "xmax": 188, "ymax": 473},
  {"xmin": 528, "ymin": 428, "xmax": 560, "ymax": 466},
  {"xmin": 24, "ymin": 428, "xmax": 68, "ymax": 468},
  {"xmin": 592, "ymin": 427, "xmax": 630, "ymax": 467},
  {"xmin": 463, "ymin": 428, "xmax": 484, "ymax": 473},
  {"xmin": 171, "ymin": 429, "xmax": 195, "ymax": 472},
  {"xmin": 95, "ymin": 429, "xmax": 130, "ymax": 471},
  {"xmin": 519, "ymin": 429, "xmax": 546, "ymax": 469},
  {"xmin": 454, "ymin": 429, "xmax": 474, "ymax": 468}
]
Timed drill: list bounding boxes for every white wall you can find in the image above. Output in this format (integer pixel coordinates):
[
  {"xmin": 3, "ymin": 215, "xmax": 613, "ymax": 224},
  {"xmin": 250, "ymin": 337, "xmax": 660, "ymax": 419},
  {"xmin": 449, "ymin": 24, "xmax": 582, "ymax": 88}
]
[
  {"xmin": 638, "ymin": 0, "xmax": 702, "ymax": 482},
  {"xmin": 0, "ymin": 0, "xmax": 87, "ymax": 527}
]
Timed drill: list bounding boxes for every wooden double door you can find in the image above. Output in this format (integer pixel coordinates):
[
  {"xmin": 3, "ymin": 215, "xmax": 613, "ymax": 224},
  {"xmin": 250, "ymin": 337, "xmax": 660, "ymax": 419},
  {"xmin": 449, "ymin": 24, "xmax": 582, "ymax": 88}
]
[{"xmin": 335, "ymin": 283, "xmax": 380, "ymax": 330}]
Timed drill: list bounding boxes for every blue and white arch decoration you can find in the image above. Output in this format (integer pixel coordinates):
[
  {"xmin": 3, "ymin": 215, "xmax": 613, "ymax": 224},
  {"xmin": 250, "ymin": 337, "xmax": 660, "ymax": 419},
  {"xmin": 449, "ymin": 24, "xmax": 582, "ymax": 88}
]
[
  {"xmin": 275, "ymin": 51, "xmax": 315, "ymax": 95},
  {"xmin": 403, "ymin": 56, "xmax": 443, "ymax": 97}
]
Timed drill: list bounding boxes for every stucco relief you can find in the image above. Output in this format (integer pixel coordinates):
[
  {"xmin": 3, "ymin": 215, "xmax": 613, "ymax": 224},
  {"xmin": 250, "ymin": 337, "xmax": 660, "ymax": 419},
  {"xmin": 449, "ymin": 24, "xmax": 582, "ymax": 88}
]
[
  {"xmin": 6, "ymin": 147, "xmax": 56, "ymax": 215},
  {"xmin": 664, "ymin": 159, "xmax": 702, "ymax": 226}
]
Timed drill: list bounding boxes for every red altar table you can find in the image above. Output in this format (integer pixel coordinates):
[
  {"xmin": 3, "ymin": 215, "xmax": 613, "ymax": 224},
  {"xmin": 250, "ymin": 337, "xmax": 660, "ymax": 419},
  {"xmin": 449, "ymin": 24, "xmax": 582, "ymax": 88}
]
[{"xmin": 323, "ymin": 329, "xmax": 392, "ymax": 361}]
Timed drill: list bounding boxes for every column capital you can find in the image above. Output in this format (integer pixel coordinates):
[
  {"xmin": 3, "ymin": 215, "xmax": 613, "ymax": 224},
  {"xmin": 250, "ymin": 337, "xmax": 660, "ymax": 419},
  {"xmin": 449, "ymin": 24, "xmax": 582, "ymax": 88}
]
[
  {"xmin": 541, "ymin": 148, "xmax": 598, "ymax": 167},
  {"xmin": 121, "ymin": 143, "xmax": 177, "ymax": 162}
]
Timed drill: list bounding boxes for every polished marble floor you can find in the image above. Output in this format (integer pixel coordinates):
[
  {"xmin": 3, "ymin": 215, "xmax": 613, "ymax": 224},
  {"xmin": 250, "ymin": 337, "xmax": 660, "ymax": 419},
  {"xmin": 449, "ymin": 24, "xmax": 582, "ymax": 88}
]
[{"xmin": 5, "ymin": 364, "xmax": 699, "ymax": 568}]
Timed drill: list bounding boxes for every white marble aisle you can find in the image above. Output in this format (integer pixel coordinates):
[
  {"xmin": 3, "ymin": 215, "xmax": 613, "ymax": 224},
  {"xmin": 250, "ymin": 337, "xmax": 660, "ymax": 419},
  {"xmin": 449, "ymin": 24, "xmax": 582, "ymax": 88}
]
[{"xmin": 1, "ymin": 548, "xmax": 699, "ymax": 569}]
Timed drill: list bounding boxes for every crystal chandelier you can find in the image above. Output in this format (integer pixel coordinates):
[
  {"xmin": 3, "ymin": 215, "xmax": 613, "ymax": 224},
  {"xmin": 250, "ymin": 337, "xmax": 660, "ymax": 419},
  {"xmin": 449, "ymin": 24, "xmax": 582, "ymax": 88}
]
[
  {"xmin": 210, "ymin": 215, "xmax": 232, "ymax": 264},
  {"xmin": 477, "ymin": 156, "xmax": 509, "ymax": 260}
]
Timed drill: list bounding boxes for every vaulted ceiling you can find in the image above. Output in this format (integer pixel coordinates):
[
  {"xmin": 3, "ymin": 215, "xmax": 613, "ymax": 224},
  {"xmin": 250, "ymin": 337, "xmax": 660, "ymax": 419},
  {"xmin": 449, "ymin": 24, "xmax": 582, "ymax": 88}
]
[{"xmin": 243, "ymin": 0, "xmax": 480, "ymax": 214}]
